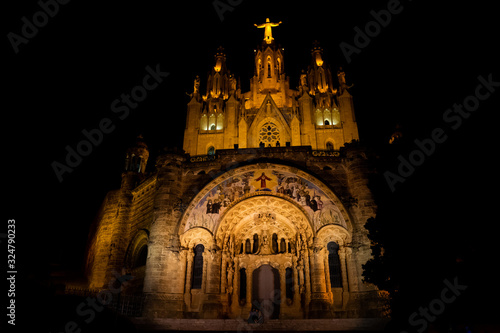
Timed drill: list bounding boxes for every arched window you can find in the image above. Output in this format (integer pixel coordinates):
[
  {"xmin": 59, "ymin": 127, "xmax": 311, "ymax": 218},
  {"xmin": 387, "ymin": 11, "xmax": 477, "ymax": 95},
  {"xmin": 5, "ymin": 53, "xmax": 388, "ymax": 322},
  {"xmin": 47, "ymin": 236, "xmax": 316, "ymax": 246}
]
[
  {"xmin": 280, "ymin": 238, "xmax": 286, "ymax": 253},
  {"xmin": 326, "ymin": 142, "xmax": 334, "ymax": 151},
  {"xmin": 272, "ymin": 233, "xmax": 278, "ymax": 253},
  {"xmin": 323, "ymin": 109, "xmax": 331, "ymax": 125},
  {"xmin": 267, "ymin": 56, "xmax": 272, "ymax": 77},
  {"xmin": 332, "ymin": 108, "xmax": 340, "ymax": 125},
  {"xmin": 133, "ymin": 244, "xmax": 148, "ymax": 268},
  {"xmin": 200, "ymin": 114, "xmax": 208, "ymax": 131},
  {"xmin": 252, "ymin": 234, "xmax": 259, "ymax": 253},
  {"xmin": 209, "ymin": 114, "xmax": 216, "ymax": 130},
  {"xmin": 192, "ymin": 244, "xmax": 204, "ymax": 289},
  {"xmin": 217, "ymin": 113, "xmax": 224, "ymax": 130},
  {"xmin": 207, "ymin": 146, "xmax": 215, "ymax": 156},
  {"xmin": 129, "ymin": 155, "xmax": 138, "ymax": 172},
  {"xmin": 327, "ymin": 242, "xmax": 342, "ymax": 288},
  {"xmin": 136, "ymin": 157, "xmax": 143, "ymax": 173},
  {"xmin": 316, "ymin": 109, "xmax": 323, "ymax": 126},
  {"xmin": 245, "ymin": 239, "xmax": 251, "ymax": 254}
]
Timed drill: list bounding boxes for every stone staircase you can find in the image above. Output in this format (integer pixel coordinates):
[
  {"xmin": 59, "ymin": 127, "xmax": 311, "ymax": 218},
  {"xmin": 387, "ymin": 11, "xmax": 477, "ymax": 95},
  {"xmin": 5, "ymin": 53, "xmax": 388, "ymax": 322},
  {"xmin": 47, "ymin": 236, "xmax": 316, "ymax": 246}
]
[{"xmin": 131, "ymin": 318, "xmax": 389, "ymax": 332}]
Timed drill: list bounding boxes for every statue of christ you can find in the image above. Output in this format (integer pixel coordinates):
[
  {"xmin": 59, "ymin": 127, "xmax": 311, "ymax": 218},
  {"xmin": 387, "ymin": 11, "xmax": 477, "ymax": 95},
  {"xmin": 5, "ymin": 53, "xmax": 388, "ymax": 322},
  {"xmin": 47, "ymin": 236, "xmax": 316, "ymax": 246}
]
[{"xmin": 254, "ymin": 18, "xmax": 282, "ymax": 44}]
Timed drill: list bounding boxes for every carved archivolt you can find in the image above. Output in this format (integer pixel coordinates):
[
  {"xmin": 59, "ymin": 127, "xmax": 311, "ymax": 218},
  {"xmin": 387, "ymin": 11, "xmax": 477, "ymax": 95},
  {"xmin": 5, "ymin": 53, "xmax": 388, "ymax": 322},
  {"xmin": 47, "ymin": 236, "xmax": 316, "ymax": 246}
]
[
  {"xmin": 216, "ymin": 195, "xmax": 313, "ymax": 249},
  {"xmin": 178, "ymin": 163, "xmax": 352, "ymax": 237},
  {"xmin": 315, "ymin": 224, "xmax": 351, "ymax": 248},
  {"xmin": 180, "ymin": 227, "xmax": 214, "ymax": 250}
]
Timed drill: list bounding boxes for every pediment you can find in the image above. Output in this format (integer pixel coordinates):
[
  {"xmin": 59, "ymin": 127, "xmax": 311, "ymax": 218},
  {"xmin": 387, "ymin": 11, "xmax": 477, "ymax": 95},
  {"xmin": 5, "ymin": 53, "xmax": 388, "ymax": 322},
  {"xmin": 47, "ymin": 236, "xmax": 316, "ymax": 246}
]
[{"xmin": 248, "ymin": 93, "xmax": 290, "ymax": 136}]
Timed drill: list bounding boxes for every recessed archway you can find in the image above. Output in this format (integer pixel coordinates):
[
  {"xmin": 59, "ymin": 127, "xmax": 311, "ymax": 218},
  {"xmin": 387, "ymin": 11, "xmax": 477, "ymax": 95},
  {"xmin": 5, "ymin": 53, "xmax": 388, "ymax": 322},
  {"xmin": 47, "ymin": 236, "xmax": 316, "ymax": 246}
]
[
  {"xmin": 253, "ymin": 264, "xmax": 280, "ymax": 320},
  {"xmin": 215, "ymin": 195, "xmax": 315, "ymax": 252}
]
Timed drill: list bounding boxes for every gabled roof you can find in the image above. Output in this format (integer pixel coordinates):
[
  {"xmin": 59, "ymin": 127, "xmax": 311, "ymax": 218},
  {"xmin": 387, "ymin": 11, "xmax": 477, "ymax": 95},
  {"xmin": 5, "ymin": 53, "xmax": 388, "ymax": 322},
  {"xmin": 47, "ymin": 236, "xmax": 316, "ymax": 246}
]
[{"xmin": 248, "ymin": 92, "xmax": 291, "ymax": 137}]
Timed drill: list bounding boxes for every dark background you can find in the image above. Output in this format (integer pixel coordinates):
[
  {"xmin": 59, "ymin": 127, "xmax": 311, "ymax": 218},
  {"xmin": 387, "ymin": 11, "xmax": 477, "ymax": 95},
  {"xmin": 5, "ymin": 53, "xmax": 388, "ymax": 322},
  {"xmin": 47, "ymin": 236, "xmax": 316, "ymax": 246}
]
[{"xmin": 4, "ymin": 0, "xmax": 499, "ymax": 331}]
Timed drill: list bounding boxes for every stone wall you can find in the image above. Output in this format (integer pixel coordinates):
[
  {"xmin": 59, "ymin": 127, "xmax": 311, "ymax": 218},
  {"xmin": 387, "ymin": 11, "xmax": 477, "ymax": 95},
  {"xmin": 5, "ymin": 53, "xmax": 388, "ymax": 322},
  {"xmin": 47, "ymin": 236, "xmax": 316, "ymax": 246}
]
[{"xmin": 85, "ymin": 144, "xmax": 386, "ymax": 319}]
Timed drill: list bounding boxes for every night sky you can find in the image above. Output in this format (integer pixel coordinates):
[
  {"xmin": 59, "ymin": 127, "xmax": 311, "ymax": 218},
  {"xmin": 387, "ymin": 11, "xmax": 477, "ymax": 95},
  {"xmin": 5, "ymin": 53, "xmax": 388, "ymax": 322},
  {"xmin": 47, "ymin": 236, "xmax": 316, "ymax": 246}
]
[{"xmin": 5, "ymin": 0, "xmax": 499, "ymax": 331}]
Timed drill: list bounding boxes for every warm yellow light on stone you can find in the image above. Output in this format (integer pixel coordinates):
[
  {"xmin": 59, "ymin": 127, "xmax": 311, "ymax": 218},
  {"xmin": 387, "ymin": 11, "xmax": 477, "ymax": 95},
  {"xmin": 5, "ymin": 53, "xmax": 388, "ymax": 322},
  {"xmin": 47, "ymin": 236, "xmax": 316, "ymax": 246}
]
[
  {"xmin": 315, "ymin": 53, "xmax": 324, "ymax": 67},
  {"xmin": 85, "ymin": 18, "xmax": 382, "ymax": 325},
  {"xmin": 214, "ymin": 58, "xmax": 222, "ymax": 72},
  {"xmin": 255, "ymin": 18, "xmax": 282, "ymax": 44}
]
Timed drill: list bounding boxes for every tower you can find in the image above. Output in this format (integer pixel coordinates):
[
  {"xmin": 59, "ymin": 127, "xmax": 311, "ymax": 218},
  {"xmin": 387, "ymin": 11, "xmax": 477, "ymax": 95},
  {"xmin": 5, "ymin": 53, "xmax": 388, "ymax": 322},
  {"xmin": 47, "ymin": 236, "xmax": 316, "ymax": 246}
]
[
  {"xmin": 122, "ymin": 134, "xmax": 149, "ymax": 190},
  {"xmin": 86, "ymin": 135, "xmax": 149, "ymax": 289},
  {"xmin": 183, "ymin": 47, "xmax": 241, "ymax": 155},
  {"xmin": 297, "ymin": 42, "xmax": 360, "ymax": 151}
]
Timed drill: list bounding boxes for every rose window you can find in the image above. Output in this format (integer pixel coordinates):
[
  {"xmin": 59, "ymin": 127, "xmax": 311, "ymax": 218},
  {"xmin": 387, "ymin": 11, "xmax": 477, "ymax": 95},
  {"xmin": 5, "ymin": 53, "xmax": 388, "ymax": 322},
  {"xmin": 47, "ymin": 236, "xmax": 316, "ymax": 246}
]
[{"xmin": 259, "ymin": 122, "xmax": 280, "ymax": 146}]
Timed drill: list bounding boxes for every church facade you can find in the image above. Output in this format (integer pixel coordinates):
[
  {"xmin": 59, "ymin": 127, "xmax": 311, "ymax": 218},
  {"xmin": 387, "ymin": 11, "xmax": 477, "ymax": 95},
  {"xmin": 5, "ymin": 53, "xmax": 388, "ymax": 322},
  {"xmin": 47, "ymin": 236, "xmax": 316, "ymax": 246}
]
[{"xmin": 84, "ymin": 19, "xmax": 387, "ymax": 321}]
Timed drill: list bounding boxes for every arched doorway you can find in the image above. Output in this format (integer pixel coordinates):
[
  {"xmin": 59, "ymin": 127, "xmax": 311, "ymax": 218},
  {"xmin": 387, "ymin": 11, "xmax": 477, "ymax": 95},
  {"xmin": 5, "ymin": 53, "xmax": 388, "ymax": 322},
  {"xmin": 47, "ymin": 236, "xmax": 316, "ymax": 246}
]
[{"xmin": 252, "ymin": 265, "xmax": 280, "ymax": 319}]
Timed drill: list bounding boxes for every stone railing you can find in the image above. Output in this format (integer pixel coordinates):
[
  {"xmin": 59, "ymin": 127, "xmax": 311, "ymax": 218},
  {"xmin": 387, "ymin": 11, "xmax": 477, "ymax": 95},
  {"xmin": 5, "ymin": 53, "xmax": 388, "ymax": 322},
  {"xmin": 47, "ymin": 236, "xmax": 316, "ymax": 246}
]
[
  {"xmin": 311, "ymin": 150, "xmax": 341, "ymax": 157},
  {"xmin": 188, "ymin": 147, "xmax": 341, "ymax": 164},
  {"xmin": 189, "ymin": 154, "xmax": 217, "ymax": 163}
]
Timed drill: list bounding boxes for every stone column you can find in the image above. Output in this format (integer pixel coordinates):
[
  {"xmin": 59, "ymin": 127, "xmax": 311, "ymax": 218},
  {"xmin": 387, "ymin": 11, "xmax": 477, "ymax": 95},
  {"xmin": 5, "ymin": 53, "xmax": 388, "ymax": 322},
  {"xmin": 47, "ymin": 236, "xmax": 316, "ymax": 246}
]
[
  {"xmin": 323, "ymin": 249, "xmax": 332, "ymax": 295},
  {"xmin": 231, "ymin": 258, "xmax": 239, "ymax": 314},
  {"xmin": 310, "ymin": 250, "xmax": 326, "ymax": 293},
  {"xmin": 293, "ymin": 258, "xmax": 300, "ymax": 304},
  {"xmin": 345, "ymin": 247, "xmax": 359, "ymax": 292},
  {"xmin": 339, "ymin": 247, "xmax": 349, "ymax": 291},
  {"xmin": 220, "ymin": 254, "xmax": 227, "ymax": 294},
  {"xmin": 202, "ymin": 252, "xmax": 208, "ymax": 293},
  {"xmin": 245, "ymin": 266, "xmax": 253, "ymax": 314},
  {"xmin": 308, "ymin": 247, "xmax": 332, "ymax": 318},
  {"xmin": 280, "ymin": 266, "xmax": 286, "ymax": 305},
  {"xmin": 304, "ymin": 247, "xmax": 311, "ymax": 314},
  {"xmin": 339, "ymin": 247, "xmax": 350, "ymax": 310},
  {"xmin": 201, "ymin": 249, "xmax": 223, "ymax": 319},
  {"xmin": 184, "ymin": 248, "xmax": 194, "ymax": 309}
]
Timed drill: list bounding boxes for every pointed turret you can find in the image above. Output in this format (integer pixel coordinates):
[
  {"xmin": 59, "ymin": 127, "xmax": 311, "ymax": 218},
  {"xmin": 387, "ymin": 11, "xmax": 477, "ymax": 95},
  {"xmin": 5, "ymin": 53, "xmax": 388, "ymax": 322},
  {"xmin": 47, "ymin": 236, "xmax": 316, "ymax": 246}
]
[
  {"xmin": 308, "ymin": 41, "xmax": 335, "ymax": 96},
  {"xmin": 206, "ymin": 47, "xmax": 230, "ymax": 100},
  {"xmin": 336, "ymin": 68, "xmax": 359, "ymax": 142},
  {"xmin": 183, "ymin": 47, "xmax": 242, "ymax": 155}
]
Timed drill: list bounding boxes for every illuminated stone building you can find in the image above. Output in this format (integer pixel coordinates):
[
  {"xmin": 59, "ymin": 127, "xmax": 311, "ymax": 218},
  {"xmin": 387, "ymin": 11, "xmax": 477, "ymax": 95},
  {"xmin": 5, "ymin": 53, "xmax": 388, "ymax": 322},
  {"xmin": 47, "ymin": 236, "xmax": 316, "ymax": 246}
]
[{"xmin": 85, "ymin": 19, "xmax": 387, "ymax": 323}]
